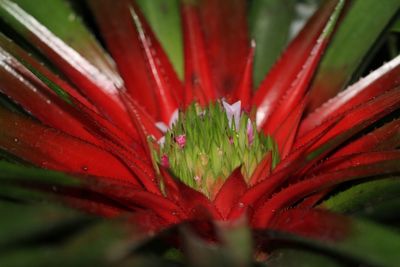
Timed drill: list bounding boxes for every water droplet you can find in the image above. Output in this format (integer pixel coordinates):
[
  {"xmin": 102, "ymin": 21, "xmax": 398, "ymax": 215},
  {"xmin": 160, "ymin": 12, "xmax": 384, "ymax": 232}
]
[
  {"xmin": 46, "ymin": 99, "xmax": 51, "ymax": 104},
  {"xmin": 13, "ymin": 138, "xmax": 19, "ymax": 143},
  {"xmin": 81, "ymin": 166, "xmax": 88, "ymax": 172},
  {"xmin": 238, "ymin": 202, "xmax": 245, "ymax": 208}
]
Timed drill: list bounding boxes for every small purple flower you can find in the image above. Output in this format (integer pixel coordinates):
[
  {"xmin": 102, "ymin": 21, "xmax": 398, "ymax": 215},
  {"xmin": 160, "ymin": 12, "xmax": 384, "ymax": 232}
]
[
  {"xmin": 161, "ymin": 154, "xmax": 170, "ymax": 168},
  {"xmin": 247, "ymin": 119, "xmax": 254, "ymax": 145},
  {"xmin": 229, "ymin": 136, "xmax": 234, "ymax": 144},
  {"xmin": 175, "ymin": 134, "xmax": 186, "ymax": 148}
]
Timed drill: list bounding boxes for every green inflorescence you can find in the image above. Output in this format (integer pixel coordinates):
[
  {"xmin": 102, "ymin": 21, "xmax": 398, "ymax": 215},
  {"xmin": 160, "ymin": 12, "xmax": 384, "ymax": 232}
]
[{"xmin": 156, "ymin": 101, "xmax": 280, "ymax": 198}]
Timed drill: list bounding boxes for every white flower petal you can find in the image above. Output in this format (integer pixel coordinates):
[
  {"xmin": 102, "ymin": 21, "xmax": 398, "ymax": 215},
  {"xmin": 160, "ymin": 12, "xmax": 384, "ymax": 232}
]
[
  {"xmin": 222, "ymin": 100, "xmax": 241, "ymax": 131},
  {"xmin": 169, "ymin": 109, "xmax": 179, "ymax": 128},
  {"xmin": 155, "ymin": 122, "xmax": 168, "ymax": 133}
]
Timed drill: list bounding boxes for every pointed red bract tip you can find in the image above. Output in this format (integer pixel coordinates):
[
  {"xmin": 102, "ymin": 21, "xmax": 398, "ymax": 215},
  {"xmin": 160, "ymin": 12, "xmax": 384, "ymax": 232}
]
[
  {"xmin": 253, "ymin": 0, "xmax": 339, "ymax": 129},
  {"xmin": 181, "ymin": 3, "xmax": 216, "ymax": 106},
  {"xmin": 129, "ymin": 5, "xmax": 180, "ymax": 125},
  {"xmin": 233, "ymin": 40, "xmax": 255, "ymax": 109}
]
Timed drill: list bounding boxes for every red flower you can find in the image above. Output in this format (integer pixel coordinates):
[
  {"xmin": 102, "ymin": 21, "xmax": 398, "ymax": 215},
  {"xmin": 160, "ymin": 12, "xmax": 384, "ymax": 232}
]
[{"xmin": 0, "ymin": 0, "xmax": 399, "ymax": 255}]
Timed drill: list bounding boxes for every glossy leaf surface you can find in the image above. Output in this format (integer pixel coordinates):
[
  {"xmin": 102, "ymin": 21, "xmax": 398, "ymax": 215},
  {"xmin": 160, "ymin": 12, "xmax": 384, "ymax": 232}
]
[{"xmin": 307, "ymin": 0, "xmax": 400, "ymax": 111}]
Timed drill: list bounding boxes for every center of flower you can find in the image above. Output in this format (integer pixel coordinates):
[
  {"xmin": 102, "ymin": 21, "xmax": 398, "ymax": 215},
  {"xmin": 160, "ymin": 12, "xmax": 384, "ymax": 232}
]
[{"xmin": 155, "ymin": 101, "xmax": 279, "ymax": 198}]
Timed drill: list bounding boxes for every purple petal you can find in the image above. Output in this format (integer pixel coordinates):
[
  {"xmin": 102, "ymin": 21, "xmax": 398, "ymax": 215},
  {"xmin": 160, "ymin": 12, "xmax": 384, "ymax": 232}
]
[
  {"xmin": 161, "ymin": 154, "xmax": 170, "ymax": 168},
  {"xmin": 175, "ymin": 134, "xmax": 186, "ymax": 148},
  {"xmin": 223, "ymin": 100, "xmax": 241, "ymax": 131},
  {"xmin": 247, "ymin": 119, "xmax": 254, "ymax": 145}
]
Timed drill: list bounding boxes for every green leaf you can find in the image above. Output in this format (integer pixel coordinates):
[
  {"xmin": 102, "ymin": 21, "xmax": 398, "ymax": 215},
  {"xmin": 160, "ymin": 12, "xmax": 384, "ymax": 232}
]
[
  {"xmin": 0, "ymin": 184, "xmax": 56, "ymax": 203},
  {"xmin": 269, "ymin": 209, "xmax": 400, "ymax": 267},
  {"xmin": 0, "ymin": 202, "xmax": 91, "ymax": 249},
  {"xmin": 0, "ymin": 161, "xmax": 82, "ymax": 186},
  {"xmin": 336, "ymin": 218, "xmax": 400, "ymax": 267},
  {"xmin": 136, "ymin": 0, "xmax": 183, "ymax": 80},
  {"xmin": 182, "ymin": 221, "xmax": 253, "ymax": 267},
  {"xmin": 391, "ymin": 16, "xmax": 400, "ymax": 33},
  {"xmin": 249, "ymin": 0, "xmax": 295, "ymax": 87},
  {"xmin": 0, "ymin": 149, "xmax": 27, "ymax": 164},
  {"xmin": 2, "ymin": 0, "xmax": 118, "ymax": 76},
  {"xmin": 0, "ymin": 94, "xmax": 25, "ymax": 114},
  {"xmin": 266, "ymin": 249, "xmax": 342, "ymax": 267},
  {"xmin": 0, "ymin": 217, "xmax": 141, "ymax": 267},
  {"xmin": 320, "ymin": 177, "xmax": 400, "ymax": 220},
  {"xmin": 0, "ymin": 161, "xmax": 85, "ymax": 206},
  {"xmin": 115, "ymin": 256, "xmax": 182, "ymax": 267},
  {"xmin": 216, "ymin": 220, "xmax": 253, "ymax": 267},
  {"xmin": 308, "ymin": 0, "xmax": 400, "ymax": 111}
]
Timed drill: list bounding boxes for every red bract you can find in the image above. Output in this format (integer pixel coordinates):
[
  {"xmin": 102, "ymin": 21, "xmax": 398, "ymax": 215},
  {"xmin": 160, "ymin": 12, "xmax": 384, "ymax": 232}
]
[{"xmin": 0, "ymin": 0, "xmax": 400, "ymax": 249}]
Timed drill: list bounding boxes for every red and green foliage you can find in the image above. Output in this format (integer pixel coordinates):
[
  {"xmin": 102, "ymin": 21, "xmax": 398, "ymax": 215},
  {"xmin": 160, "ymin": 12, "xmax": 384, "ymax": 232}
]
[{"xmin": 0, "ymin": 0, "xmax": 399, "ymax": 266}]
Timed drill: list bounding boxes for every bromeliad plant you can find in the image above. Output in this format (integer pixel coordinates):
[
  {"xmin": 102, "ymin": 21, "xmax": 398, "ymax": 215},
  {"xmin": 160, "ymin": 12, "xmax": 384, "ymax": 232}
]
[{"xmin": 0, "ymin": 0, "xmax": 400, "ymax": 266}]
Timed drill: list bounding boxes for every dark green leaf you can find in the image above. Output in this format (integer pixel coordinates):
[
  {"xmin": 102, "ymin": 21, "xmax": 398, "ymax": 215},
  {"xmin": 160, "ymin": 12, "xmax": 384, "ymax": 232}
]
[
  {"xmin": 136, "ymin": 0, "xmax": 183, "ymax": 80},
  {"xmin": 391, "ymin": 16, "xmax": 400, "ymax": 33},
  {"xmin": 0, "ymin": 218, "xmax": 140, "ymax": 267},
  {"xmin": 0, "ymin": 161, "xmax": 82, "ymax": 186},
  {"xmin": 3, "ymin": 0, "xmax": 118, "ymax": 76},
  {"xmin": 182, "ymin": 221, "xmax": 253, "ymax": 267},
  {"xmin": 308, "ymin": 0, "xmax": 400, "ymax": 111},
  {"xmin": 266, "ymin": 249, "xmax": 342, "ymax": 267},
  {"xmin": 249, "ymin": 0, "xmax": 295, "ymax": 87},
  {"xmin": 269, "ymin": 209, "xmax": 400, "ymax": 267},
  {"xmin": 0, "ymin": 201, "xmax": 90, "ymax": 249},
  {"xmin": 320, "ymin": 177, "xmax": 400, "ymax": 221}
]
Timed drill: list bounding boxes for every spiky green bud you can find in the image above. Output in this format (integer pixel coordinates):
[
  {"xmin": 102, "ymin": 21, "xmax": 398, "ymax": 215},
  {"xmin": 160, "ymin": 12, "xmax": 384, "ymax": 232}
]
[{"xmin": 155, "ymin": 101, "xmax": 279, "ymax": 198}]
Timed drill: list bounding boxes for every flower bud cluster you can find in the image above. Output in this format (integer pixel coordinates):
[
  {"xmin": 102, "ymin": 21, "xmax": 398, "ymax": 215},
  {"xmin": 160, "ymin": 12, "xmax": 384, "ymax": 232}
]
[{"xmin": 156, "ymin": 101, "xmax": 279, "ymax": 198}]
